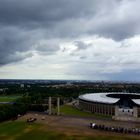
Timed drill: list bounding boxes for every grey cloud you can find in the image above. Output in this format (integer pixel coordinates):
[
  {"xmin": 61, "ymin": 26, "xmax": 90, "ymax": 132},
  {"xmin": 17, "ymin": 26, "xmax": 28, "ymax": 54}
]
[
  {"xmin": 0, "ymin": 0, "xmax": 99, "ymax": 65},
  {"xmin": 0, "ymin": 26, "xmax": 34, "ymax": 65},
  {"xmin": 0, "ymin": 0, "xmax": 98, "ymax": 27},
  {"xmin": 35, "ymin": 42, "xmax": 60, "ymax": 55},
  {"xmin": 0, "ymin": 0, "xmax": 139, "ymax": 40},
  {"xmin": 90, "ymin": 20, "xmax": 140, "ymax": 41},
  {"xmin": 74, "ymin": 41, "xmax": 91, "ymax": 50},
  {"xmin": 89, "ymin": 0, "xmax": 140, "ymax": 40},
  {"xmin": 80, "ymin": 56, "xmax": 87, "ymax": 59},
  {"xmin": 0, "ymin": 0, "xmax": 140, "ymax": 66},
  {"xmin": 0, "ymin": 52, "xmax": 33, "ymax": 65}
]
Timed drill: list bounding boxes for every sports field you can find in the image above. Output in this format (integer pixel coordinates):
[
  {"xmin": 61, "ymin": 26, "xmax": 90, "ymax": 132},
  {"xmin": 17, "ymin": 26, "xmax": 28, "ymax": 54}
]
[{"xmin": 0, "ymin": 95, "xmax": 21, "ymax": 102}]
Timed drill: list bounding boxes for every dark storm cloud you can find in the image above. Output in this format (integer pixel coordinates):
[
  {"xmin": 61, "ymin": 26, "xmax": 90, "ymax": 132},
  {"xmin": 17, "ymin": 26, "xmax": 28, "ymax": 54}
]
[
  {"xmin": 0, "ymin": 0, "xmax": 139, "ymax": 37},
  {"xmin": 0, "ymin": 0, "xmax": 140, "ymax": 65},
  {"xmin": 0, "ymin": 26, "xmax": 33, "ymax": 65},
  {"xmin": 0, "ymin": 0, "xmax": 99, "ymax": 65},
  {"xmin": 0, "ymin": 0, "xmax": 98, "ymax": 26}
]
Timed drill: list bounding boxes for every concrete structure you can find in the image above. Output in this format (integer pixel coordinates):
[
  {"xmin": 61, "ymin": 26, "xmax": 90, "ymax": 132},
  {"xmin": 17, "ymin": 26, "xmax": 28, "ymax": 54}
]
[
  {"xmin": 57, "ymin": 97, "xmax": 60, "ymax": 115},
  {"xmin": 79, "ymin": 93, "xmax": 140, "ymax": 121},
  {"xmin": 48, "ymin": 97, "xmax": 52, "ymax": 115},
  {"xmin": 48, "ymin": 97, "xmax": 60, "ymax": 115}
]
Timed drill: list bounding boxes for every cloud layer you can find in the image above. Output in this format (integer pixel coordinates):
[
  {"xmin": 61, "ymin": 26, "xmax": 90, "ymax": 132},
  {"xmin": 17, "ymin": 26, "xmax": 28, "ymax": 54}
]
[{"xmin": 0, "ymin": 0, "xmax": 140, "ymax": 80}]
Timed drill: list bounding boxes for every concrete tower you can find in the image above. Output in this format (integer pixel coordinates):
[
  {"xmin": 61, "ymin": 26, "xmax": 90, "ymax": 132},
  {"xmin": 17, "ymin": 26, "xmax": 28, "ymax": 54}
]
[
  {"xmin": 57, "ymin": 97, "xmax": 60, "ymax": 115},
  {"xmin": 48, "ymin": 97, "xmax": 52, "ymax": 115}
]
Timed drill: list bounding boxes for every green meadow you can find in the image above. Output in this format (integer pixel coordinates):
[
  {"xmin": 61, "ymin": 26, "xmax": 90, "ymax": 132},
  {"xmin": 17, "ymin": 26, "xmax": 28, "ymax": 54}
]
[
  {"xmin": 0, "ymin": 95, "xmax": 21, "ymax": 102},
  {"xmin": 60, "ymin": 105, "xmax": 111, "ymax": 118}
]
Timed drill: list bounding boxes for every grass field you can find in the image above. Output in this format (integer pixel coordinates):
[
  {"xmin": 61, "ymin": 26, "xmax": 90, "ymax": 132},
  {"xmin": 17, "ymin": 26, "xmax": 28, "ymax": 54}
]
[
  {"xmin": 60, "ymin": 105, "xmax": 111, "ymax": 118},
  {"xmin": 0, "ymin": 121, "xmax": 139, "ymax": 140},
  {"xmin": 0, "ymin": 95, "xmax": 21, "ymax": 102}
]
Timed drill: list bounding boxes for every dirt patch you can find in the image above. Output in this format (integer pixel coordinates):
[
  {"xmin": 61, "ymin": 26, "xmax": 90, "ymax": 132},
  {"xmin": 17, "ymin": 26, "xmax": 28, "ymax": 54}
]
[
  {"xmin": 18, "ymin": 112, "xmax": 140, "ymax": 139},
  {"xmin": 23, "ymin": 128, "xmax": 32, "ymax": 133}
]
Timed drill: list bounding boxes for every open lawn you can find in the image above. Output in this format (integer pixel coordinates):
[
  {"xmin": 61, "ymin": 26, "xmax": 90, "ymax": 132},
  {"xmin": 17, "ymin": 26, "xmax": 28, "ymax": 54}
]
[
  {"xmin": 0, "ymin": 95, "xmax": 21, "ymax": 102},
  {"xmin": 0, "ymin": 120, "xmax": 139, "ymax": 140},
  {"xmin": 60, "ymin": 105, "xmax": 111, "ymax": 119}
]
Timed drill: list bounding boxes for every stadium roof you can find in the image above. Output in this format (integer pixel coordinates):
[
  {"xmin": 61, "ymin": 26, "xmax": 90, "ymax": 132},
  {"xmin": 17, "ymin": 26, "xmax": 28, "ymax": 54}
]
[{"xmin": 79, "ymin": 93, "xmax": 140, "ymax": 105}]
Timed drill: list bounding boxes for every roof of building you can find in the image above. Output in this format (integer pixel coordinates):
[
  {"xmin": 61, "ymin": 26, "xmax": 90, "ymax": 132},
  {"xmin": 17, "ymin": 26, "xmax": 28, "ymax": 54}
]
[{"xmin": 79, "ymin": 92, "xmax": 140, "ymax": 105}]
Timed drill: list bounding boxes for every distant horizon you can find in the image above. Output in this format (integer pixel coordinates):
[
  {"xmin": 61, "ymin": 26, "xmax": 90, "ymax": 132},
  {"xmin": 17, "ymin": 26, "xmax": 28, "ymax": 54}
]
[{"xmin": 0, "ymin": 78, "xmax": 140, "ymax": 83}]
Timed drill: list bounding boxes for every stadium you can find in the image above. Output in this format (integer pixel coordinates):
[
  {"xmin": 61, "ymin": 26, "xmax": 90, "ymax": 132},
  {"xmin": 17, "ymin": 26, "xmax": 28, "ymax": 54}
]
[{"xmin": 79, "ymin": 93, "xmax": 140, "ymax": 121}]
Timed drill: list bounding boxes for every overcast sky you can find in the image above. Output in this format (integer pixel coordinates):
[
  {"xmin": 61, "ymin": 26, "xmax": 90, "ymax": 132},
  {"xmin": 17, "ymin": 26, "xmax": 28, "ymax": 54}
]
[{"xmin": 0, "ymin": 0, "xmax": 140, "ymax": 81}]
